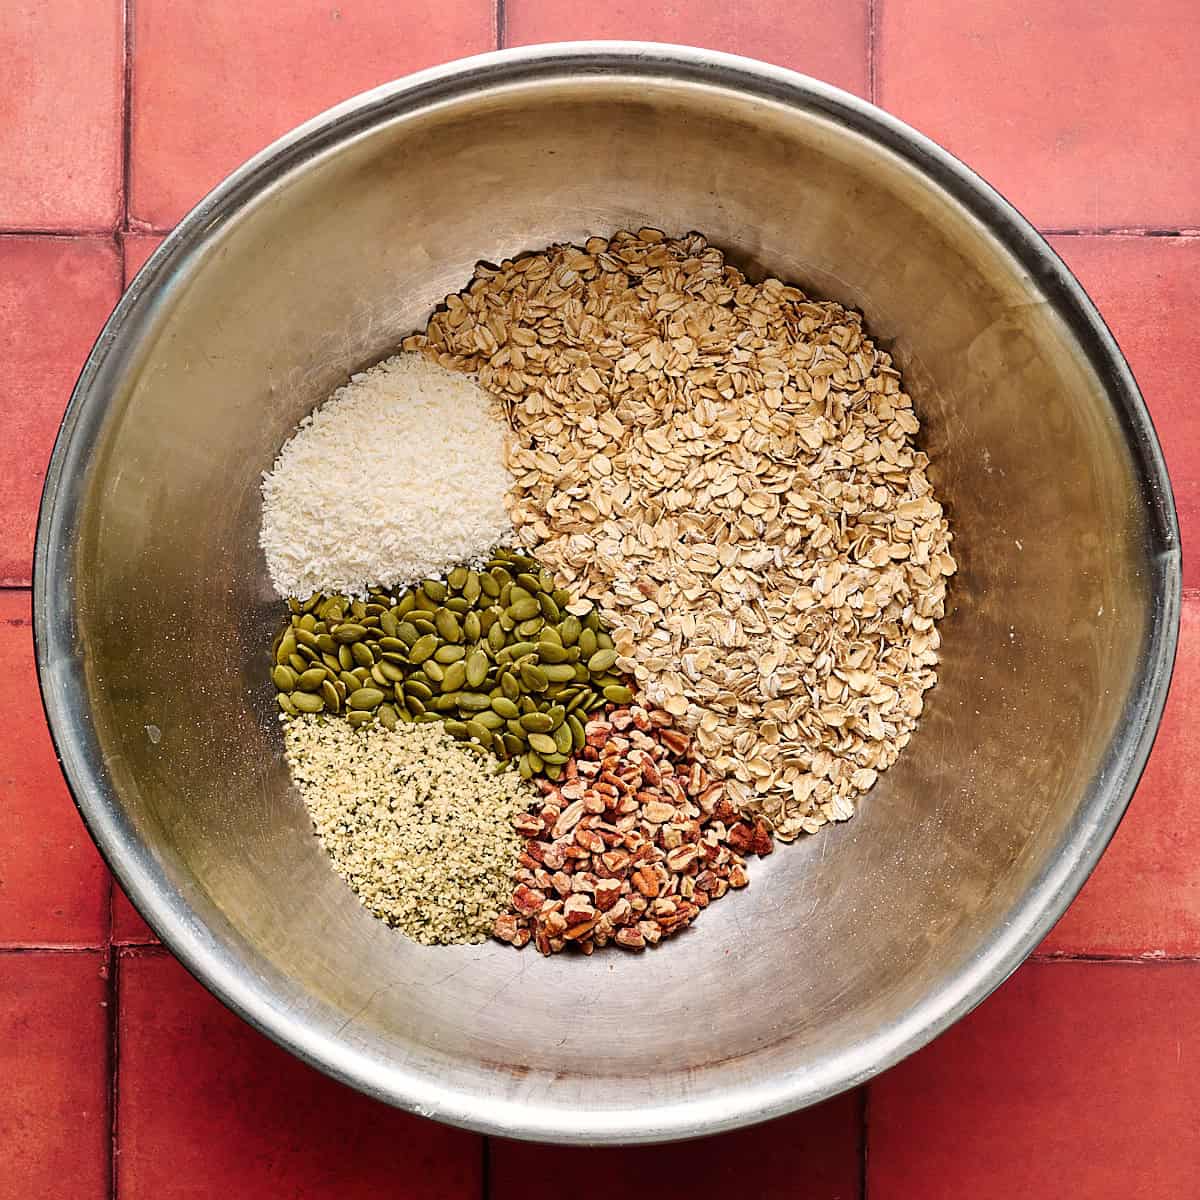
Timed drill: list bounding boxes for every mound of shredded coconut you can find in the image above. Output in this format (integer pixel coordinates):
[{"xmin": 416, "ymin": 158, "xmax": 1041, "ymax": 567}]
[{"xmin": 260, "ymin": 352, "xmax": 513, "ymax": 597}]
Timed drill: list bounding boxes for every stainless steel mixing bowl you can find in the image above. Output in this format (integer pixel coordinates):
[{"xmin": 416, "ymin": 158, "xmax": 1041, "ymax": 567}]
[{"xmin": 35, "ymin": 43, "xmax": 1180, "ymax": 1143}]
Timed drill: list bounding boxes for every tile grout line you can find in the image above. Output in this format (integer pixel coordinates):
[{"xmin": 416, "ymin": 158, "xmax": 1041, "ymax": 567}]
[
  {"xmin": 495, "ymin": 0, "xmax": 505, "ymax": 50},
  {"xmin": 860, "ymin": 1085, "xmax": 870, "ymax": 1199},
  {"xmin": 867, "ymin": 0, "xmax": 878, "ymax": 106},
  {"xmin": 106, "ymin": 943, "xmax": 121, "ymax": 1200},
  {"xmin": 481, "ymin": 1135, "xmax": 491, "ymax": 1199},
  {"xmin": 121, "ymin": 0, "xmax": 134, "ymax": 234},
  {"xmin": 0, "ymin": 944, "xmax": 109, "ymax": 954}
]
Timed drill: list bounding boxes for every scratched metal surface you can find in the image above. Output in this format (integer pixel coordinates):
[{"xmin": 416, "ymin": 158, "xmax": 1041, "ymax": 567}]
[{"xmin": 35, "ymin": 46, "xmax": 1178, "ymax": 1142}]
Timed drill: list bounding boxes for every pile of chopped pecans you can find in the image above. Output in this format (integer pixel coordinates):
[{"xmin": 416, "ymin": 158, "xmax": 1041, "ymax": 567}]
[
  {"xmin": 405, "ymin": 228, "xmax": 955, "ymax": 841},
  {"xmin": 493, "ymin": 704, "xmax": 772, "ymax": 954}
]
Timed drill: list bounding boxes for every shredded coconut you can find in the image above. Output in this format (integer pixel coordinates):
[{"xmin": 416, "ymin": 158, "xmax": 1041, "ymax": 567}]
[{"xmin": 260, "ymin": 352, "xmax": 513, "ymax": 598}]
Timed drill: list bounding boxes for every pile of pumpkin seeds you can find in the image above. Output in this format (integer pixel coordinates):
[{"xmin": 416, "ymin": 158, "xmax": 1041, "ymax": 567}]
[{"xmin": 270, "ymin": 547, "xmax": 634, "ymax": 781}]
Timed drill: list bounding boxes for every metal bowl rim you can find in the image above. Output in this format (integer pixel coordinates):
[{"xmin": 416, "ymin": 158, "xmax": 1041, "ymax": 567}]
[{"xmin": 32, "ymin": 41, "xmax": 1181, "ymax": 1144}]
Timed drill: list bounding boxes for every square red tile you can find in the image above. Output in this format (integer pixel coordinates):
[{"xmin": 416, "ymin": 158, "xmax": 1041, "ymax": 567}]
[
  {"xmin": 0, "ymin": 951, "xmax": 109, "ymax": 1198},
  {"xmin": 0, "ymin": 236, "xmax": 121, "ymax": 586},
  {"xmin": 868, "ymin": 961, "xmax": 1200, "ymax": 1198},
  {"xmin": 877, "ymin": 0, "xmax": 1200, "ymax": 231},
  {"xmin": 130, "ymin": 0, "xmax": 496, "ymax": 229},
  {"xmin": 117, "ymin": 950, "xmax": 482, "ymax": 1198},
  {"xmin": 1049, "ymin": 235, "xmax": 1200, "ymax": 588},
  {"xmin": 1041, "ymin": 597, "xmax": 1200, "ymax": 957},
  {"xmin": 0, "ymin": 1, "xmax": 123, "ymax": 230},
  {"xmin": 492, "ymin": 1092, "xmax": 862, "ymax": 1199},
  {"xmin": 0, "ymin": 592, "xmax": 108, "ymax": 946},
  {"xmin": 121, "ymin": 231, "xmax": 166, "ymax": 288},
  {"xmin": 506, "ymin": 0, "xmax": 868, "ymax": 96},
  {"xmin": 112, "ymin": 883, "xmax": 157, "ymax": 946}
]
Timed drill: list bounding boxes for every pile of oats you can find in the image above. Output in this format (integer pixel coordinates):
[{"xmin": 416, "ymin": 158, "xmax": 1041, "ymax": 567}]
[{"xmin": 404, "ymin": 229, "xmax": 955, "ymax": 841}]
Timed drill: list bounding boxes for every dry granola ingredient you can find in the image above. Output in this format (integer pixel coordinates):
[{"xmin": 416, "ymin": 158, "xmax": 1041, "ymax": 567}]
[
  {"xmin": 260, "ymin": 352, "xmax": 513, "ymax": 599},
  {"xmin": 284, "ymin": 715, "xmax": 535, "ymax": 944},
  {"xmin": 269, "ymin": 549, "xmax": 628, "ymax": 780},
  {"xmin": 493, "ymin": 703, "xmax": 771, "ymax": 955},
  {"xmin": 405, "ymin": 229, "xmax": 956, "ymax": 840}
]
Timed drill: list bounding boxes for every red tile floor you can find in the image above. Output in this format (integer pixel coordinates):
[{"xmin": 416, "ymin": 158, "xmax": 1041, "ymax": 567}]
[{"xmin": 2, "ymin": 2, "xmax": 1196, "ymax": 1195}]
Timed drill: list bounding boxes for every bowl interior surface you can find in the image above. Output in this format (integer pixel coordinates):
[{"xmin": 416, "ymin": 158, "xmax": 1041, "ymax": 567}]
[{"xmin": 38, "ymin": 49, "xmax": 1178, "ymax": 1141}]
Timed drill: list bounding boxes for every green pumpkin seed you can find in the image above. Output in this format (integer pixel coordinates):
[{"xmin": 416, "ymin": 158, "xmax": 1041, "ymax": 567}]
[
  {"xmin": 322, "ymin": 680, "xmax": 342, "ymax": 713},
  {"xmin": 463, "ymin": 611, "xmax": 481, "ymax": 642},
  {"xmin": 465, "ymin": 720, "xmax": 493, "ymax": 747},
  {"xmin": 465, "ymin": 650, "xmax": 489, "ymax": 688},
  {"xmin": 440, "ymin": 661, "xmax": 467, "ymax": 692},
  {"xmin": 275, "ymin": 630, "xmax": 297, "ymax": 665},
  {"xmin": 500, "ymin": 672, "xmax": 521, "ymax": 701},
  {"xmin": 351, "ymin": 641, "xmax": 375, "ymax": 668},
  {"xmin": 434, "ymin": 643, "xmax": 465, "ymax": 664},
  {"xmin": 475, "ymin": 710, "xmax": 505, "ymax": 730},
  {"xmin": 332, "ymin": 623, "xmax": 368, "ymax": 643},
  {"xmin": 346, "ymin": 710, "xmax": 373, "ymax": 728},
  {"xmin": 292, "ymin": 690, "xmax": 325, "ymax": 713},
  {"xmin": 405, "ymin": 695, "xmax": 427, "ymax": 717},
  {"xmin": 603, "ymin": 684, "xmax": 634, "ymax": 704},
  {"xmin": 527, "ymin": 732, "xmax": 557, "ymax": 755},
  {"xmin": 348, "ymin": 688, "xmax": 384, "ymax": 711},
  {"xmin": 409, "ymin": 634, "xmax": 437, "ymax": 664},
  {"xmin": 507, "ymin": 597, "xmax": 540, "ymax": 621},
  {"xmin": 520, "ymin": 663, "xmax": 548, "ymax": 692},
  {"xmin": 296, "ymin": 667, "xmax": 327, "ymax": 692},
  {"xmin": 448, "ymin": 566, "xmax": 468, "ymax": 591},
  {"xmin": 491, "ymin": 696, "xmax": 520, "ymax": 719},
  {"xmin": 520, "ymin": 712, "xmax": 554, "ymax": 733},
  {"xmin": 587, "ymin": 648, "xmax": 618, "ymax": 673},
  {"xmin": 543, "ymin": 664, "xmax": 577, "ymax": 683},
  {"xmin": 276, "ymin": 693, "xmax": 298, "ymax": 716},
  {"xmin": 423, "ymin": 661, "xmax": 445, "ymax": 684},
  {"xmin": 421, "ymin": 578, "xmax": 447, "ymax": 603},
  {"xmin": 272, "ymin": 665, "xmax": 296, "ymax": 691},
  {"xmin": 443, "ymin": 720, "xmax": 469, "ymax": 738},
  {"xmin": 378, "ymin": 703, "xmax": 399, "ymax": 730},
  {"xmin": 457, "ymin": 692, "xmax": 493, "ymax": 712},
  {"xmin": 552, "ymin": 722, "xmax": 574, "ymax": 754},
  {"xmin": 560, "ymin": 616, "xmax": 581, "ymax": 646},
  {"xmin": 567, "ymin": 714, "xmax": 586, "ymax": 749},
  {"xmin": 404, "ymin": 679, "xmax": 433, "ymax": 701},
  {"xmin": 578, "ymin": 628, "xmax": 598, "ymax": 657},
  {"xmin": 435, "ymin": 608, "xmax": 462, "ymax": 642}
]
